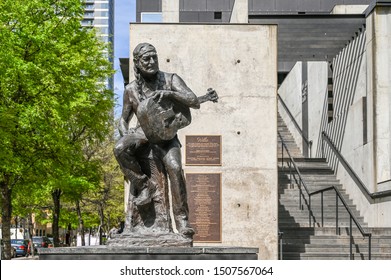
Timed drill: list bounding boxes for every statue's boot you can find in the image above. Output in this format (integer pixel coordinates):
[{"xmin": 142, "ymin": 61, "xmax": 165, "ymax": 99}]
[{"xmin": 176, "ymin": 216, "xmax": 195, "ymax": 238}]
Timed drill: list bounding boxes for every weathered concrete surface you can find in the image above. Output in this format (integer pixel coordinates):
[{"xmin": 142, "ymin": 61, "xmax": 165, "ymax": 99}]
[
  {"xmin": 366, "ymin": 7, "xmax": 391, "ymax": 192},
  {"xmin": 277, "ymin": 62, "xmax": 303, "ymax": 153},
  {"xmin": 130, "ymin": 24, "xmax": 278, "ymax": 259},
  {"xmin": 106, "ymin": 231, "xmax": 192, "ymax": 247},
  {"xmin": 162, "ymin": 0, "xmax": 179, "ymax": 23},
  {"xmin": 331, "ymin": 5, "xmax": 368, "ymax": 14},
  {"xmin": 230, "ymin": 0, "xmax": 248, "ymax": 23},
  {"xmin": 38, "ymin": 246, "xmax": 258, "ymax": 260}
]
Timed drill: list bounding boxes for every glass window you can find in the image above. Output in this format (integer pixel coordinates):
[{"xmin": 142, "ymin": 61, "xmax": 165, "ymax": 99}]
[
  {"xmin": 94, "ymin": 18, "xmax": 108, "ymax": 25},
  {"xmin": 141, "ymin": 13, "xmax": 163, "ymax": 23},
  {"xmin": 96, "ymin": 3, "xmax": 109, "ymax": 9},
  {"xmin": 95, "ymin": 11, "xmax": 109, "ymax": 17}
]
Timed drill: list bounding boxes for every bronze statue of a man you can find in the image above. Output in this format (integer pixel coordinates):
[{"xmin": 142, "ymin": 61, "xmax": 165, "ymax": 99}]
[{"xmin": 114, "ymin": 43, "xmax": 217, "ymax": 240}]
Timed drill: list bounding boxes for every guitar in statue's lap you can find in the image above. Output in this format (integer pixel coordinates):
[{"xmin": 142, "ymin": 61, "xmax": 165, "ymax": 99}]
[{"xmin": 137, "ymin": 88, "xmax": 218, "ymax": 144}]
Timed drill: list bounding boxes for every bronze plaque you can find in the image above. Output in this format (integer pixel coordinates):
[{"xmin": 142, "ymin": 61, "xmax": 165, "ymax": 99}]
[
  {"xmin": 187, "ymin": 173, "xmax": 221, "ymax": 242},
  {"xmin": 185, "ymin": 135, "xmax": 221, "ymax": 165}
]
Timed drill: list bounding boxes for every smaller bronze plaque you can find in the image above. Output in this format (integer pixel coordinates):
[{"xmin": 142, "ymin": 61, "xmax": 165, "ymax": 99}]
[
  {"xmin": 187, "ymin": 173, "xmax": 221, "ymax": 243},
  {"xmin": 185, "ymin": 135, "xmax": 221, "ymax": 166}
]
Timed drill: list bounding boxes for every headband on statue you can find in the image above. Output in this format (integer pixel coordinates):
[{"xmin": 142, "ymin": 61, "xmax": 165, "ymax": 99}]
[{"xmin": 133, "ymin": 43, "xmax": 157, "ymax": 60}]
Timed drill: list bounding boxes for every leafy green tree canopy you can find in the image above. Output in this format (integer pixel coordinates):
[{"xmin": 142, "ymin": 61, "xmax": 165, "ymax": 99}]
[{"xmin": 0, "ymin": 0, "xmax": 114, "ymax": 258}]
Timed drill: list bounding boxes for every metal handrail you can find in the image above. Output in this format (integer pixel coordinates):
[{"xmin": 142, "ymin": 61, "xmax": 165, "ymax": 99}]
[
  {"xmin": 322, "ymin": 131, "xmax": 391, "ymax": 200},
  {"xmin": 278, "ymin": 230, "xmax": 283, "ymax": 260},
  {"xmin": 277, "ymin": 94, "xmax": 313, "ymax": 157},
  {"xmin": 309, "ymin": 186, "xmax": 372, "ymax": 260},
  {"xmin": 279, "ymin": 132, "xmax": 317, "ymax": 225},
  {"xmin": 279, "ymin": 132, "xmax": 372, "ymax": 259}
]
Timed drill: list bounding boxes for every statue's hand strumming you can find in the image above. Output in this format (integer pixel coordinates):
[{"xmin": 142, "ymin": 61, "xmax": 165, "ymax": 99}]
[{"xmin": 152, "ymin": 90, "xmax": 171, "ymax": 104}]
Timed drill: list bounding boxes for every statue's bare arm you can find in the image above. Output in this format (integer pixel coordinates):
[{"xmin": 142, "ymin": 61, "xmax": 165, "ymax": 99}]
[
  {"xmin": 119, "ymin": 87, "xmax": 135, "ymax": 137},
  {"xmin": 154, "ymin": 74, "xmax": 200, "ymax": 109}
]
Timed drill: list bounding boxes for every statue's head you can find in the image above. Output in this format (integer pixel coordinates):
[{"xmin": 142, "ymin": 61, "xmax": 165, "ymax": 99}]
[{"xmin": 133, "ymin": 43, "xmax": 159, "ymax": 78}]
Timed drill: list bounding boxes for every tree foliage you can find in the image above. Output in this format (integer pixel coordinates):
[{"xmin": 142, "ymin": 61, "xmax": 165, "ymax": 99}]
[{"xmin": 0, "ymin": 0, "xmax": 114, "ymax": 259}]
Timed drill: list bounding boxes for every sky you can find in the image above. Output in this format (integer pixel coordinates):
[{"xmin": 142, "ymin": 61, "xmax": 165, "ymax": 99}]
[{"xmin": 113, "ymin": 0, "xmax": 136, "ymax": 117}]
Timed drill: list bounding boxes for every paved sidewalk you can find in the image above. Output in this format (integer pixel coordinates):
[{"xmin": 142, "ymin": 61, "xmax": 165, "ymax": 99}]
[{"xmin": 12, "ymin": 255, "xmax": 39, "ymax": 260}]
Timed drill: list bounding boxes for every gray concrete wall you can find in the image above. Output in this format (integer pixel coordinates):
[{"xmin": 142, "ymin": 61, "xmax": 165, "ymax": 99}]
[
  {"xmin": 230, "ymin": 0, "xmax": 248, "ymax": 23},
  {"xmin": 308, "ymin": 62, "xmax": 328, "ymax": 156},
  {"xmin": 162, "ymin": 0, "xmax": 179, "ymax": 22},
  {"xmin": 277, "ymin": 62, "xmax": 303, "ymax": 153},
  {"xmin": 130, "ymin": 23, "xmax": 278, "ymax": 259},
  {"xmin": 366, "ymin": 6, "xmax": 391, "ymax": 192}
]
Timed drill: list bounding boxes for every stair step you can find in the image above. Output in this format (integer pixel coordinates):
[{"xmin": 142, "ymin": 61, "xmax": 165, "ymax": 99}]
[
  {"xmin": 277, "ymin": 112, "xmax": 390, "ymax": 260},
  {"xmin": 282, "ymin": 252, "xmax": 391, "ymax": 260}
]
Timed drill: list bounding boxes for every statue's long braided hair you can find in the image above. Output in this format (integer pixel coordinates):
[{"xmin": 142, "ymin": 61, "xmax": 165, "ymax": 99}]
[{"xmin": 132, "ymin": 43, "xmax": 157, "ymax": 101}]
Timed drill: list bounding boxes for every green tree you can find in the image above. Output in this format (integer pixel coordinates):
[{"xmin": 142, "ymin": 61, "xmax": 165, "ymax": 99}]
[
  {"xmin": 0, "ymin": 0, "xmax": 114, "ymax": 259},
  {"xmin": 80, "ymin": 133, "xmax": 124, "ymax": 245}
]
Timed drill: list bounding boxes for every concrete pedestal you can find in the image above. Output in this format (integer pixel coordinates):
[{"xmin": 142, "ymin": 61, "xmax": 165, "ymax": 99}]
[{"xmin": 38, "ymin": 246, "xmax": 258, "ymax": 260}]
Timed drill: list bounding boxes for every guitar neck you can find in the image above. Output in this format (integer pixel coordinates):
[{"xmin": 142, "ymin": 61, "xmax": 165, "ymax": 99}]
[{"xmin": 197, "ymin": 94, "xmax": 211, "ymax": 104}]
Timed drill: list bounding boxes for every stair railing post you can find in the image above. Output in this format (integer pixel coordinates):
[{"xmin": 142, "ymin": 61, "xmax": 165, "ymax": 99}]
[
  {"xmin": 350, "ymin": 217, "xmax": 353, "ymax": 260},
  {"xmin": 368, "ymin": 234, "xmax": 371, "ymax": 260},
  {"xmin": 309, "ymin": 196, "xmax": 312, "ymax": 227},
  {"xmin": 299, "ymin": 181, "xmax": 302, "ymax": 210},
  {"xmin": 289, "ymin": 161, "xmax": 292, "ymax": 189},
  {"xmin": 336, "ymin": 190, "xmax": 339, "ymax": 235},
  {"xmin": 321, "ymin": 192, "xmax": 324, "ymax": 227},
  {"xmin": 279, "ymin": 232, "xmax": 283, "ymax": 260},
  {"xmin": 281, "ymin": 140, "xmax": 284, "ymax": 169},
  {"xmin": 309, "ymin": 141, "xmax": 312, "ymax": 158}
]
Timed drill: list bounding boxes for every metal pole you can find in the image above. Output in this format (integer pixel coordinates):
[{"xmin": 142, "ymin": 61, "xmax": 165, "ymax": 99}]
[
  {"xmin": 321, "ymin": 192, "xmax": 324, "ymax": 227},
  {"xmin": 309, "ymin": 196, "xmax": 312, "ymax": 227},
  {"xmin": 299, "ymin": 182, "xmax": 302, "ymax": 210},
  {"xmin": 281, "ymin": 141, "xmax": 284, "ymax": 169},
  {"xmin": 368, "ymin": 235, "xmax": 371, "ymax": 260},
  {"xmin": 309, "ymin": 141, "xmax": 312, "ymax": 158},
  {"xmin": 280, "ymin": 233, "xmax": 283, "ymax": 260},
  {"xmin": 336, "ymin": 191, "xmax": 339, "ymax": 235},
  {"xmin": 350, "ymin": 217, "xmax": 353, "ymax": 260}
]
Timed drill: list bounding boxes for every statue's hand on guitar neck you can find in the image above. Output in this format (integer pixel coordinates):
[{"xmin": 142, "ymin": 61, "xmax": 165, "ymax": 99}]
[
  {"xmin": 198, "ymin": 88, "xmax": 218, "ymax": 104},
  {"xmin": 151, "ymin": 90, "xmax": 171, "ymax": 104}
]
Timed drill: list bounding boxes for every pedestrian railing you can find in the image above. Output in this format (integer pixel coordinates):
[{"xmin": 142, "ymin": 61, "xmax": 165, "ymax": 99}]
[{"xmin": 279, "ymin": 131, "xmax": 372, "ymax": 259}]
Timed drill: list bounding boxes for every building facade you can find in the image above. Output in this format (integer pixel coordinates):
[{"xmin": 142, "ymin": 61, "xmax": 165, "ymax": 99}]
[{"xmin": 82, "ymin": 0, "xmax": 115, "ymax": 90}]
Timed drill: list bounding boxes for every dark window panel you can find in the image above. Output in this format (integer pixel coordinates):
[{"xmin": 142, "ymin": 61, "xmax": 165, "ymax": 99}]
[
  {"xmin": 343, "ymin": 0, "xmax": 371, "ymax": 4},
  {"xmin": 206, "ymin": 0, "xmax": 231, "ymax": 11},
  {"xmin": 199, "ymin": 11, "xmax": 218, "ymax": 22},
  {"xmin": 183, "ymin": 0, "xmax": 207, "ymax": 11},
  {"xmin": 298, "ymin": 0, "xmax": 321, "ymax": 12},
  {"xmin": 251, "ymin": 0, "xmax": 276, "ymax": 12},
  {"xmin": 139, "ymin": 0, "xmax": 161, "ymax": 12},
  {"xmin": 179, "ymin": 11, "xmax": 200, "ymax": 22},
  {"xmin": 276, "ymin": 0, "xmax": 299, "ymax": 12}
]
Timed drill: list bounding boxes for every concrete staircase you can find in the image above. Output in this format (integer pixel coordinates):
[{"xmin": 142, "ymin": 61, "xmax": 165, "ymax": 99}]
[{"xmin": 278, "ymin": 113, "xmax": 391, "ymax": 260}]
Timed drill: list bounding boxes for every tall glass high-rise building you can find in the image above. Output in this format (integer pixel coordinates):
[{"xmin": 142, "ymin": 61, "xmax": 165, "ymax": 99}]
[{"xmin": 82, "ymin": 0, "xmax": 114, "ymax": 90}]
